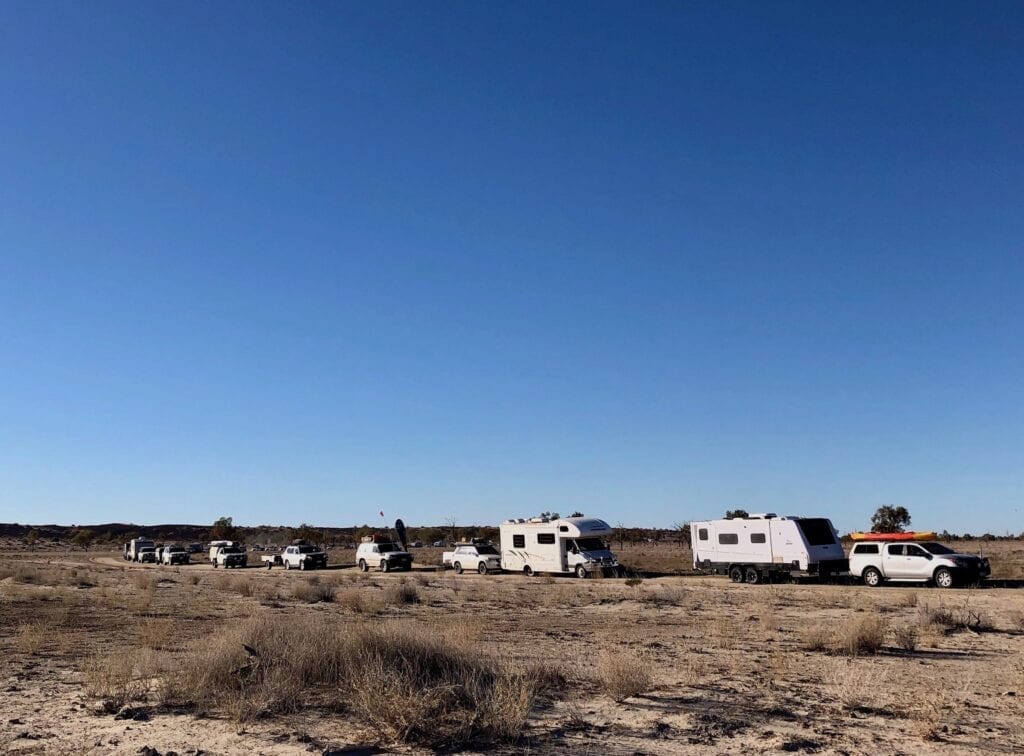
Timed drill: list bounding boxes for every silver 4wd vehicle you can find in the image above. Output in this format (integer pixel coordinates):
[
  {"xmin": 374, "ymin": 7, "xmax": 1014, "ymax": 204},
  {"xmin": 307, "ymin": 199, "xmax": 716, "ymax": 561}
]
[
  {"xmin": 137, "ymin": 547, "xmax": 157, "ymax": 564},
  {"xmin": 850, "ymin": 541, "xmax": 991, "ymax": 588},
  {"xmin": 356, "ymin": 541, "xmax": 412, "ymax": 572},
  {"xmin": 443, "ymin": 541, "xmax": 502, "ymax": 574}
]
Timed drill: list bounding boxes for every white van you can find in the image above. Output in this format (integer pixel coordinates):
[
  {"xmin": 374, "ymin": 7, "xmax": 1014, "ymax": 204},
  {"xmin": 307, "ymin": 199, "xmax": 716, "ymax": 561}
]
[
  {"xmin": 500, "ymin": 516, "xmax": 621, "ymax": 578},
  {"xmin": 690, "ymin": 514, "xmax": 847, "ymax": 583}
]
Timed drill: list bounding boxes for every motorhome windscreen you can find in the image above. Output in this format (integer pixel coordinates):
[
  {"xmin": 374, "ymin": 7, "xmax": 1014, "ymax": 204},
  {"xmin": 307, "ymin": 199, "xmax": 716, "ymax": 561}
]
[
  {"xmin": 574, "ymin": 538, "xmax": 607, "ymax": 551},
  {"xmin": 795, "ymin": 519, "xmax": 837, "ymax": 546}
]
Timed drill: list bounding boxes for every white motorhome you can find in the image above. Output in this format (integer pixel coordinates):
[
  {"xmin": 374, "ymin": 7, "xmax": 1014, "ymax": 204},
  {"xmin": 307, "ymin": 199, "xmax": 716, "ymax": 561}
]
[
  {"xmin": 690, "ymin": 514, "xmax": 848, "ymax": 584},
  {"xmin": 123, "ymin": 538, "xmax": 155, "ymax": 562},
  {"xmin": 500, "ymin": 516, "xmax": 621, "ymax": 578}
]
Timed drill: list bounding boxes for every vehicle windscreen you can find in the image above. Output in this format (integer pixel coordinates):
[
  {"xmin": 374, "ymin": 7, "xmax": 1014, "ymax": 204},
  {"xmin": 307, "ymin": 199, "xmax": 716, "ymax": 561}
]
[
  {"xmin": 795, "ymin": 519, "xmax": 838, "ymax": 546},
  {"xmin": 223, "ymin": 546, "xmax": 244, "ymax": 554},
  {"xmin": 298, "ymin": 545, "xmax": 319, "ymax": 553},
  {"xmin": 476, "ymin": 545, "xmax": 499, "ymax": 555},
  {"xmin": 574, "ymin": 538, "xmax": 608, "ymax": 551},
  {"xmin": 921, "ymin": 542, "xmax": 956, "ymax": 555},
  {"xmin": 377, "ymin": 543, "xmax": 401, "ymax": 553}
]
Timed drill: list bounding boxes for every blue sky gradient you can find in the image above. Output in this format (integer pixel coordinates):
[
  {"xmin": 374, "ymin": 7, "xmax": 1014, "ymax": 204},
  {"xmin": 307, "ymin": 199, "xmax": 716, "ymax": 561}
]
[{"xmin": 1, "ymin": 2, "xmax": 1022, "ymax": 533}]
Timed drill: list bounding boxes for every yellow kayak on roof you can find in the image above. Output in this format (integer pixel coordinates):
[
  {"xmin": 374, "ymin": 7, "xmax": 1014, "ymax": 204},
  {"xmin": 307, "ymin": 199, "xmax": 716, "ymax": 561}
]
[{"xmin": 849, "ymin": 531, "xmax": 937, "ymax": 542}]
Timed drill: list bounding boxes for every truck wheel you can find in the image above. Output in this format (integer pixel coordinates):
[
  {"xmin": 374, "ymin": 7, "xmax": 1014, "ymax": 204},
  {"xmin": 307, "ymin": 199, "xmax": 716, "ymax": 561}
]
[
  {"xmin": 477, "ymin": 562, "xmax": 488, "ymax": 575},
  {"xmin": 523, "ymin": 566, "xmax": 534, "ymax": 577},
  {"xmin": 934, "ymin": 567, "xmax": 954, "ymax": 589},
  {"xmin": 575, "ymin": 564, "xmax": 587, "ymax": 579},
  {"xmin": 453, "ymin": 562, "xmax": 463, "ymax": 575},
  {"xmin": 380, "ymin": 560, "xmax": 389, "ymax": 573},
  {"xmin": 862, "ymin": 567, "xmax": 882, "ymax": 587},
  {"xmin": 358, "ymin": 559, "xmax": 367, "ymax": 572},
  {"xmin": 728, "ymin": 566, "xmax": 744, "ymax": 583},
  {"xmin": 745, "ymin": 567, "xmax": 760, "ymax": 584},
  {"xmin": 266, "ymin": 561, "xmax": 272, "ymax": 570},
  {"xmin": 299, "ymin": 560, "xmax": 307, "ymax": 571}
]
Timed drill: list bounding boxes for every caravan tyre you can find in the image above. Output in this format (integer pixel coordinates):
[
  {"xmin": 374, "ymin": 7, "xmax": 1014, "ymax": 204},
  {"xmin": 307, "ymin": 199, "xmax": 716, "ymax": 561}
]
[
  {"xmin": 523, "ymin": 566, "xmax": 534, "ymax": 577},
  {"xmin": 477, "ymin": 562, "xmax": 488, "ymax": 575},
  {"xmin": 575, "ymin": 564, "xmax": 587, "ymax": 579},
  {"xmin": 453, "ymin": 562, "xmax": 463, "ymax": 575},
  {"xmin": 862, "ymin": 567, "xmax": 882, "ymax": 587},
  {"xmin": 745, "ymin": 567, "xmax": 760, "ymax": 584},
  {"xmin": 728, "ymin": 566, "xmax": 744, "ymax": 583}
]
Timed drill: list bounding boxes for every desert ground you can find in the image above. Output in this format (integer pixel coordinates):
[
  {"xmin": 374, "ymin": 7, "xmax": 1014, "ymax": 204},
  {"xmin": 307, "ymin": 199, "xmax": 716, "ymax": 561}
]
[{"xmin": 3, "ymin": 541, "xmax": 1024, "ymax": 755}]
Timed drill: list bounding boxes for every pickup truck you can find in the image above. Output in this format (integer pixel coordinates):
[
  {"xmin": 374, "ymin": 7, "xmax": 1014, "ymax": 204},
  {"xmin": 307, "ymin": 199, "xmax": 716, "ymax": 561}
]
[
  {"xmin": 210, "ymin": 544, "xmax": 248, "ymax": 569},
  {"xmin": 849, "ymin": 540, "xmax": 990, "ymax": 588},
  {"xmin": 442, "ymin": 541, "xmax": 502, "ymax": 574}
]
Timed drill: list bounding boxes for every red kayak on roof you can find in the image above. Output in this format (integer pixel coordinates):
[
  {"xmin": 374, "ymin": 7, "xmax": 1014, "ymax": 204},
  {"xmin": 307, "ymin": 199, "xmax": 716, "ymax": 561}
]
[{"xmin": 849, "ymin": 531, "xmax": 937, "ymax": 542}]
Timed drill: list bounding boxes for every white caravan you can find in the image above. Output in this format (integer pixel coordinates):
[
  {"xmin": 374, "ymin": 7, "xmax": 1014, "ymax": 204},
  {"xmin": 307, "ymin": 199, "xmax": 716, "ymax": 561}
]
[
  {"xmin": 690, "ymin": 514, "xmax": 847, "ymax": 584},
  {"xmin": 500, "ymin": 516, "xmax": 621, "ymax": 578}
]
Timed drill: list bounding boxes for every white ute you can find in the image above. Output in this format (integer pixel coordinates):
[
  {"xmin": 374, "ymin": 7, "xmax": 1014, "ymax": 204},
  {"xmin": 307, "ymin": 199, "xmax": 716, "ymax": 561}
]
[
  {"xmin": 849, "ymin": 540, "xmax": 991, "ymax": 588},
  {"xmin": 443, "ymin": 540, "xmax": 502, "ymax": 574},
  {"xmin": 500, "ymin": 516, "xmax": 622, "ymax": 578},
  {"xmin": 690, "ymin": 514, "xmax": 848, "ymax": 583}
]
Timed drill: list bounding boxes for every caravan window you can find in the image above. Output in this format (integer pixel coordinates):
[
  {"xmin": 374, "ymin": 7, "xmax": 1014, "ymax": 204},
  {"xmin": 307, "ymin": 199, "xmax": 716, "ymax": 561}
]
[
  {"xmin": 698, "ymin": 528, "xmax": 708, "ymax": 541},
  {"xmin": 559, "ymin": 526, "xmax": 569, "ymax": 532},
  {"xmin": 718, "ymin": 533, "xmax": 739, "ymax": 545},
  {"xmin": 537, "ymin": 533, "xmax": 556, "ymax": 545},
  {"xmin": 512, "ymin": 535, "xmax": 525, "ymax": 549},
  {"xmin": 750, "ymin": 533, "xmax": 766, "ymax": 544}
]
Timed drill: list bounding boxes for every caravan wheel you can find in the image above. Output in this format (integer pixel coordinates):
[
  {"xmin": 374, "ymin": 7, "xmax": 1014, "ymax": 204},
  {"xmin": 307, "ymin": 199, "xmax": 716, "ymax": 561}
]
[
  {"xmin": 728, "ymin": 566, "xmax": 744, "ymax": 583},
  {"xmin": 523, "ymin": 566, "xmax": 534, "ymax": 577},
  {"xmin": 745, "ymin": 567, "xmax": 760, "ymax": 584}
]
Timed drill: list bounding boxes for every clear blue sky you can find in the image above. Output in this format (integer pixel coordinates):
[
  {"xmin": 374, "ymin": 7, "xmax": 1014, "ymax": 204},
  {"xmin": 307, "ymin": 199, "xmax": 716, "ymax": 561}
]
[{"xmin": 1, "ymin": 2, "xmax": 1022, "ymax": 534}]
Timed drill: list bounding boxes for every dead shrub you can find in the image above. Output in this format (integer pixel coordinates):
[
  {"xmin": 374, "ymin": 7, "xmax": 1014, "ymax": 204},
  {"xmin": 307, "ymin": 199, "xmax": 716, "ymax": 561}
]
[
  {"xmin": 898, "ymin": 591, "xmax": 919, "ymax": 608},
  {"xmin": 829, "ymin": 661, "xmax": 887, "ymax": 712},
  {"xmin": 337, "ymin": 589, "xmax": 374, "ymax": 614},
  {"xmin": 15, "ymin": 622, "xmax": 48, "ymax": 654},
  {"xmin": 133, "ymin": 573, "xmax": 157, "ymax": 591},
  {"xmin": 291, "ymin": 578, "xmax": 336, "ymax": 604},
  {"xmin": 229, "ymin": 576, "xmax": 256, "ymax": 598},
  {"xmin": 596, "ymin": 648, "xmax": 654, "ymax": 701},
  {"xmin": 801, "ymin": 625, "xmax": 833, "ymax": 652},
  {"xmin": 82, "ymin": 649, "xmax": 154, "ymax": 710},
  {"xmin": 839, "ymin": 614, "xmax": 887, "ymax": 657},
  {"xmin": 382, "ymin": 582, "xmax": 419, "ymax": 606},
  {"xmin": 893, "ymin": 624, "xmax": 919, "ymax": 652},
  {"xmin": 138, "ymin": 618, "xmax": 175, "ymax": 650},
  {"xmin": 187, "ymin": 573, "xmax": 201, "ymax": 586},
  {"xmin": 918, "ymin": 600, "xmax": 990, "ymax": 633}
]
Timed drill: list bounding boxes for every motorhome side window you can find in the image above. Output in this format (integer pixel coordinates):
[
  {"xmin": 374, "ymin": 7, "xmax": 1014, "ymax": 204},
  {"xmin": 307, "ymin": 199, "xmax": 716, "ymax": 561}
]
[
  {"xmin": 750, "ymin": 533, "xmax": 766, "ymax": 544},
  {"xmin": 718, "ymin": 533, "xmax": 738, "ymax": 545},
  {"xmin": 512, "ymin": 535, "xmax": 525, "ymax": 548},
  {"xmin": 537, "ymin": 533, "xmax": 556, "ymax": 545},
  {"xmin": 698, "ymin": 528, "xmax": 708, "ymax": 541}
]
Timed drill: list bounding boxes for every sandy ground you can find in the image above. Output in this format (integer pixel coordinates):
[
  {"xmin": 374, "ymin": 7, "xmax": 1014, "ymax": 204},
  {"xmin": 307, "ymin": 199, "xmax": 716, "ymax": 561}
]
[{"xmin": 2, "ymin": 548, "xmax": 1024, "ymax": 755}]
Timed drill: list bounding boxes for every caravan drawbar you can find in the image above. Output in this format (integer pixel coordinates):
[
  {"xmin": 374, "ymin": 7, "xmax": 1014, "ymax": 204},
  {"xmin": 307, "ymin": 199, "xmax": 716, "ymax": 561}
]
[{"xmin": 690, "ymin": 514, "xmax": 848, "ymax": 583}]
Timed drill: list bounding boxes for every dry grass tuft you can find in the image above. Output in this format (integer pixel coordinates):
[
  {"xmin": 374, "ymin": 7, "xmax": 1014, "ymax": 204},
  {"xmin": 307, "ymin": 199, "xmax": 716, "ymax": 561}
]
[
  {"xmin": 838, "ymin": 614, "xmax": 887, "ymax": 657},
  {"xmin": 157, "ymin": 613, "xmax": 545, "ymax": 746},
  {"xmin": 596, "ymin": 648, "xmax": 654, "ymax": 701},
  {"xmin": 382, "ymin": 582, "xmax": 420, "ymax": 606},
  {"xmin": 337, "ymin": 588, "xmax": 374, "ymax": 614},
  {"xmin": 82, "ymin": 649, "xmax": 152, "ymax": 710},
  {"xmin": 291, "ymin": 578, "xmax": 336, "ymax": 604},
  {"xmin": 138, "ymin": 618, "xmax": 175, "ymax": 650},
  {"xmin": 893, "ymin": 624, "xmax": 919, "ymax": 652},
  {"xmin": 16, "ymin": 621, "xmax": 48, "ymax": 654},
  {"xmin": 801, "ymin": 625, "xmax": 833, "ymax": 652}
]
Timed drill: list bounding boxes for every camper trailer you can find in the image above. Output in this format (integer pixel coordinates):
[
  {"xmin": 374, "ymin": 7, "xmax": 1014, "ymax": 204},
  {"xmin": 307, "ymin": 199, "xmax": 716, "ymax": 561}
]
[
  {"xmin": 123, "ymin": 538, "xmax": 155, "ymax": 562},
  {"xmin": 690, "ymin": 514, "xmax": 848, "ymax": 583},
  {"xmin": 500, "ymin": 516, "xmax": 621, "ymax": 578}
]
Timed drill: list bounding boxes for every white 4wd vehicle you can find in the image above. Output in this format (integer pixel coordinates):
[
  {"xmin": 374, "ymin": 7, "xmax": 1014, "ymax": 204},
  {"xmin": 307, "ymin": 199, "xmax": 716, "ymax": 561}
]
[
  {"xmin": 281, "ymin": 544, "xmax": 327, "ymax": 571},
  {"xmin": 161, "ymin": 546, "xmax": 190, "ymax": 565},
  {"xmin": 356, "ymin": 541, "xmax": 412, "ymax": 572},
  {"xmin": 443, "ymin": 541, "xmax": 502, "ymax": 574},
  {"xmin": 850, "ymin": 541, "xmax": 990, "ymax": 588}
]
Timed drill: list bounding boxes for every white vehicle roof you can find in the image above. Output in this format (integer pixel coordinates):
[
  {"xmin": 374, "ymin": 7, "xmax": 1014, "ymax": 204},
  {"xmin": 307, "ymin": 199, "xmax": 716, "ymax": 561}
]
[{"xmin": 501, "ymin": 516, "xmax": 613, "ymax": 537}]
